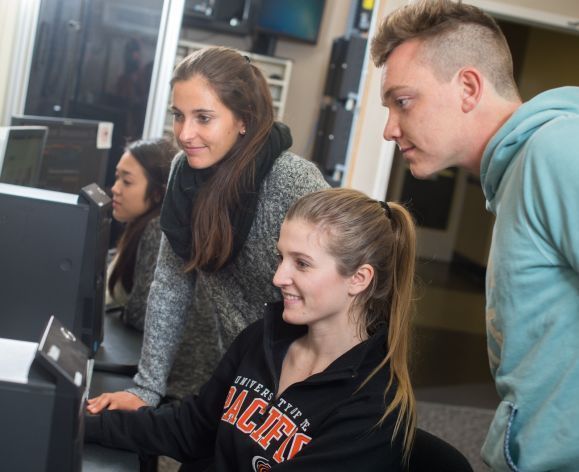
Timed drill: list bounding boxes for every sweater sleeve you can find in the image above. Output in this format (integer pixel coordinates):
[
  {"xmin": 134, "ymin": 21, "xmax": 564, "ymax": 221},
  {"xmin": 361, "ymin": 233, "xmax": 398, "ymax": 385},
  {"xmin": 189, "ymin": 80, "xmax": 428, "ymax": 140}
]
[
  {"xmin": 85, "ymin": 323, "xmax": 255, "ymax": 462},
  {"xmin": 127, "ymin": 232, "xmax": 195, "ymax": 406},
  {"xmin": 122, "ymin": 217, "xmax": 162, "ymax": 331},
  {"xmin": 525, "ymin": 116, "xmax": 579, "ymax": 273}
]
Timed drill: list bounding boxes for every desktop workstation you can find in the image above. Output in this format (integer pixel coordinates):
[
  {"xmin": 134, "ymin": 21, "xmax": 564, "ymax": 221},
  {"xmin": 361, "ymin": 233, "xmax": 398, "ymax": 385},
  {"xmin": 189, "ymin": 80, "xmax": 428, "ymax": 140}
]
[
  {"xmin": 0, "ymin": 123, "xmax": 145, "ymax": 470},
  {"xmin": 0, "ymin": 314, "xmax": 142, "ymax": 472}
]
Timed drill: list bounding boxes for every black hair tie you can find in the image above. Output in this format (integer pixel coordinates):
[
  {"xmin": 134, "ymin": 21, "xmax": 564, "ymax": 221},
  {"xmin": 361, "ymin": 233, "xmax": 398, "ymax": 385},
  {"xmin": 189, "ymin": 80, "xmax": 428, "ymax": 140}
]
[{"xmin": 380, "ymin": 201, "xmax": 393, "ymax": 220}]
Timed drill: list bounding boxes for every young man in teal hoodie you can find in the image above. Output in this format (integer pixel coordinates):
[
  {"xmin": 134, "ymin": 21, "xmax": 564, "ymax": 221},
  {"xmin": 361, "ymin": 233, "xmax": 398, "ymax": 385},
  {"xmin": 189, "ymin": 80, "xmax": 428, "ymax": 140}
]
[{"xmin": 371, "ymin": 1, "xmax": 579, "ymax": 470}]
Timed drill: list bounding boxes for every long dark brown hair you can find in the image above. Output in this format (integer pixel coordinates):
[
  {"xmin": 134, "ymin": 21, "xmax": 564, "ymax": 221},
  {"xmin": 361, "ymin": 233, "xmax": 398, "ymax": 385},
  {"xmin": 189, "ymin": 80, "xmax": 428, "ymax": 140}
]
[
  {"xmin": 108, "ymin": 138, "xmax": 175, "ymax": 296},
  {"xmin": 170, "ymin": 47, "xmax": 275, "ymax": 272},
  {"xmin": 285, "ymin": 188, "xmax": 417, "ymax": 463}
]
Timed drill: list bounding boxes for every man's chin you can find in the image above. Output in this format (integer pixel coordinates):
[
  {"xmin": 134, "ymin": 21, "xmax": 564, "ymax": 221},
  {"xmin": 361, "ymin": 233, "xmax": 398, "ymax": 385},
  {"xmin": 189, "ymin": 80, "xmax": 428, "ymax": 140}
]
[{"xmin": 408, "ymin": 164, "xmax": 437, "ymax": 180}]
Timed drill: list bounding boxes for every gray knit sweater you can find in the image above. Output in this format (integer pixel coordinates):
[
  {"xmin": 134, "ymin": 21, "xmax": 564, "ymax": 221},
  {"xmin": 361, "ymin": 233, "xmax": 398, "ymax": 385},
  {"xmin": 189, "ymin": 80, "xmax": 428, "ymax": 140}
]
[
  {"xmin": 129, "ymin": 151, "xmax": 328, "ymax": 405},
  {"xmin": 121, "ymin": 216, "xmax": 162, "ymax": 331},
  {"xmin": 106, "ymin": 216, "xmax": 162, "ymax": 332}
]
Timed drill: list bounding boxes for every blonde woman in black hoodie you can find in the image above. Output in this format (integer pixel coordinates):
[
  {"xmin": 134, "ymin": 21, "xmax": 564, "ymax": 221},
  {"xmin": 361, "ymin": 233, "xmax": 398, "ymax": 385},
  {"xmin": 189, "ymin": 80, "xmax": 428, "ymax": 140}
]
[{"xmin": 87, "ymin": 188, "xmax": 420, "ymax": 471}]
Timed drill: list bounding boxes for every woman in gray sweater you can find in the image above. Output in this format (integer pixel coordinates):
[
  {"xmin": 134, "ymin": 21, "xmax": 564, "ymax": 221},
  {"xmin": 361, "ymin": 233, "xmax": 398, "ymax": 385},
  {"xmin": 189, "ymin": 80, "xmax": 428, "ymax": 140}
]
[{"xmin": 88, "ymin": 46, "xmax": 328, "ymax": 412}]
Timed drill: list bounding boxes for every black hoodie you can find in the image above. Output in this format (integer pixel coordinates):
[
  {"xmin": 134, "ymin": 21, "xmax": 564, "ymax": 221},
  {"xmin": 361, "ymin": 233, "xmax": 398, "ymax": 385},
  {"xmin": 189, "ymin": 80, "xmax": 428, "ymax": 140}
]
[{"xmin": 85, "ymin": 302, "xmax": 404, "ymax": 471}]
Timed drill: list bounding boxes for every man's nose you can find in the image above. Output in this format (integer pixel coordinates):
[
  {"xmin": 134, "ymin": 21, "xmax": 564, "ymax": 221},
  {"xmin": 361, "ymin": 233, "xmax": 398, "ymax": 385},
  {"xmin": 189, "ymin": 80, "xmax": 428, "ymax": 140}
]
[{"xmin": 383, "ymin": 110, "xmax": 401, "ymax": 142}]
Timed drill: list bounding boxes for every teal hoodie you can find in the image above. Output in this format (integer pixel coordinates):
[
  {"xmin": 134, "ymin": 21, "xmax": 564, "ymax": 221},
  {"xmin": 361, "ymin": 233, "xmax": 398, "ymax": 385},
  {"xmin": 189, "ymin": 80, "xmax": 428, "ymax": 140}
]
[{"xmin": 480, "ymin": 87, "xmax": 579, "ymax": 471}]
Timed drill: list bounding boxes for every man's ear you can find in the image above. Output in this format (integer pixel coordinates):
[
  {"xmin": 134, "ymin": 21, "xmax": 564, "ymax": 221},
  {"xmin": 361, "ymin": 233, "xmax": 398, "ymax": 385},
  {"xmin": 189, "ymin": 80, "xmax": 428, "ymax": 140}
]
[
  {"xmin": 457, "ymin": 67, "xmax": 483, "ymax": 113},
  {"xmin": 348, "ymin": 264, "xmax": 374, "ymax": 296}
]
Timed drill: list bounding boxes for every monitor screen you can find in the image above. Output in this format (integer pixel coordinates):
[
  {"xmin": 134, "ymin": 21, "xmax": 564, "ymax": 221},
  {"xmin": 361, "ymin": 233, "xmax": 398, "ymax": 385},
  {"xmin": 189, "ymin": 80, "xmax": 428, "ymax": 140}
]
[
  {"xmin": 256, "ymin": 0, "xmax": 325, "ymax": 44},
  {"xmin": 11, "ymin": 115, "xmax": 113, "ymax": 194},
  {"xmin": 0, "ymin": 126, "xmax": 48, "ymax": 187}
]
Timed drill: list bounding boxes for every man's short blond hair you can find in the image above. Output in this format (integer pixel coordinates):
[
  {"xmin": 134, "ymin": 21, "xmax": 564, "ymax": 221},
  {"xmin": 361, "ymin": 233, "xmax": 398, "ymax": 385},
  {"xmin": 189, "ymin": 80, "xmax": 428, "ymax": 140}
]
[{"xmin": 371, "ymin": 0, "xmax": 519, "ymax": 101}]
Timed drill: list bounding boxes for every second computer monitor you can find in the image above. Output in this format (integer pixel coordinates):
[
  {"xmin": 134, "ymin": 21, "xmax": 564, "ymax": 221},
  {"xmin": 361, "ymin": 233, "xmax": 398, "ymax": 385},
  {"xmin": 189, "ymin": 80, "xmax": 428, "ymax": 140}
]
[
  {"xmin": 11, "ymin": 115, "xmax": 113, "ymax": 194},
  {"xmin": 0, "ymin": 125, "xmax": 48, "ymax": 187}
]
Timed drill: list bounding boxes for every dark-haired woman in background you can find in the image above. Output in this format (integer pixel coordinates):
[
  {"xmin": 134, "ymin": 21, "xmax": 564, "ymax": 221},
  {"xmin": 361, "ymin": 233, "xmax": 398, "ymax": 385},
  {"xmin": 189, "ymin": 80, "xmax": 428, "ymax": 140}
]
[
  {"xmin": 107, "ymin": 138, "xmax": 176, "ymax": 331},
  {"xmin": 89, "ymin": 46, "xmax": 328, "ymax": 414}
]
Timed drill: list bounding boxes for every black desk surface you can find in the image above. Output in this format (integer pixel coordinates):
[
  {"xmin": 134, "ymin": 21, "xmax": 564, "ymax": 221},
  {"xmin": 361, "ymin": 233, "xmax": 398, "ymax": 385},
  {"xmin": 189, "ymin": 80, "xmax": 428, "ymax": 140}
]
[
  {"xmin": 83, "ymin": 311, "xmax": 144, "ymax": 471},
  {"xmin": 95, "ymin": 310, "xmax": 143, "ymax": 368},
  {"xmin": 83, "ymin": 444, "xmax": 139, "ymax": 472}
]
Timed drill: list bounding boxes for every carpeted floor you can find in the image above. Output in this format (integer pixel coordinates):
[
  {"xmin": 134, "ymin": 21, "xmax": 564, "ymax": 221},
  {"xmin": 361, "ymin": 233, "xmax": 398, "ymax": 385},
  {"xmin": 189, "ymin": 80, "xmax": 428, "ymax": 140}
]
[{"xmin": 417, "ymin": 401, "xmax": 495, "ymax": 471}]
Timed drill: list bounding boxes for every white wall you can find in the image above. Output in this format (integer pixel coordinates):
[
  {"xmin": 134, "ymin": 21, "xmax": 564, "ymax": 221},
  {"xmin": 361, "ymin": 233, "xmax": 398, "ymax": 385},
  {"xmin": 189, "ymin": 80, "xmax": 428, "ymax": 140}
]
[
  {"xmin": 0, "ymin": 1, "xmax": 24, "ymax": 125},
  {"xmin": 345, "ymin": 0, "xmax": 406, "ymax": 198},
  {"xmin": 0, "ymin": 0, "xmax": 43, "ymax": 126}
]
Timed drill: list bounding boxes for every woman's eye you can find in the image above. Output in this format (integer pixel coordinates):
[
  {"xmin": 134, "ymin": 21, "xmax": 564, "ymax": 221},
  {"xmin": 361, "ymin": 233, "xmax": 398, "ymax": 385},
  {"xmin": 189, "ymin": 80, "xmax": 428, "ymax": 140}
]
[
  {"xmin": 296, "ymin": 259, "xmax": 309, "ymax": 269},
  {"xmin": 198, "ymin": 115, "xmax": 211, "ymax": 124},
  {"xmin": 275, "ymin": 253, "xmax": 283, "ymax": 264},
  {"xmin": 171, "ymin": 110, "xmax": 184, "ymax": 121}
]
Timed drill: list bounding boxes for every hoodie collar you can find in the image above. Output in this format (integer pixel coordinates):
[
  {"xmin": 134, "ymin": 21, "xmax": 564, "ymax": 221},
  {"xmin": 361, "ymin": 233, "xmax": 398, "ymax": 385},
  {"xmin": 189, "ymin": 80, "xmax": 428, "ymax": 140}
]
[
  {"xmin": 262, "ymin": 302, "xmax": 388, "ymax": 378},
  {"xmin": 481, "ymin": 87, "xmax": 579, "ymax": 211}
]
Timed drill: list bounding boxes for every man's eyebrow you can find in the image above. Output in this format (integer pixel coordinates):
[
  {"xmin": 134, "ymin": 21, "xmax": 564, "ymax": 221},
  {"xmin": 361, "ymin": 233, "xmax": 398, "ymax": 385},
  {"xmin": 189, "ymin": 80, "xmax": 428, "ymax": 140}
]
[{"xmin": 382, "ymin": 85, "xmax": 406, "ymax": 102}]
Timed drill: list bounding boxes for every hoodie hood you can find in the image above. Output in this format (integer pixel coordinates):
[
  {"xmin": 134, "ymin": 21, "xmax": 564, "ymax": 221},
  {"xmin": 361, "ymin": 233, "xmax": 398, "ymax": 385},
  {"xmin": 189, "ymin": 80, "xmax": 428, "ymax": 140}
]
[{"xmin": 480, "ymin": 87, "xmax": 579, "ymax": 210}]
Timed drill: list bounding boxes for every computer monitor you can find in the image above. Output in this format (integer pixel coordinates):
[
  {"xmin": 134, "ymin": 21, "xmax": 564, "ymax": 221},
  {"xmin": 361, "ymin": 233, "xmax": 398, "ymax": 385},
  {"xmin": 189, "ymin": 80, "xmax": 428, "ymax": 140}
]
[
  {"xmin": 251, "ymin": 0, "xmax": 326, "ymax": 55},
  {"xmin": 0, "ymin": 125, "xmax": 48, "ymax": 187},
  {"xmin": 256, "ymin": 0, "xmax": 325, "ymax": 43},
  {"xmin": 0, "ymin": 182, "xmax": 112, "ymax": 355},
  {"xmin": 11, "ymin": 115, "xmax": 113, "ymax": 194}
]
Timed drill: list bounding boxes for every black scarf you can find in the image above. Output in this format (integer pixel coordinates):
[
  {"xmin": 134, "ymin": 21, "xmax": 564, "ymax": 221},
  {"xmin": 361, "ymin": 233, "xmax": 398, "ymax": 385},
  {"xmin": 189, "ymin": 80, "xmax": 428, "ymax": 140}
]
[{"xmin": 160, "ymin": 122, "xmax": 292, "ymax": 270}]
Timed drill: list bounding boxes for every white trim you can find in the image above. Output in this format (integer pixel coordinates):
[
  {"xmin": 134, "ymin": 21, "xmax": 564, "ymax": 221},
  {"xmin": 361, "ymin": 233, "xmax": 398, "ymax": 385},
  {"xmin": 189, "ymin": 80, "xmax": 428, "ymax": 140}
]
[
  {"xmin": 345, "ymin": 0, "xmax": 409, "ymax": 198},
  {"xmin": 2, "ymin": 0, "xmax": 40, "ymax": 124},
  {"xmin": 466, "ymin": 0, "xmax": 579, "ymax": 33},
  {"xmin": 142, "ymin": 0, "xmax": 185, "ymax": 139},
  {"xmin": 371, "ymin": 139, "xmax": 396, "ymax": 199}
]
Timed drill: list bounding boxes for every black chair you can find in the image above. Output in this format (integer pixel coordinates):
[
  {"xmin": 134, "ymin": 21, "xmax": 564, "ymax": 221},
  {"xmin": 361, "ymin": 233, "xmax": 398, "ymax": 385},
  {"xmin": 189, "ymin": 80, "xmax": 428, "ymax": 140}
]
[{"xmin": 408, "ymin": 428, "xmax": 473, "ymax": 471}]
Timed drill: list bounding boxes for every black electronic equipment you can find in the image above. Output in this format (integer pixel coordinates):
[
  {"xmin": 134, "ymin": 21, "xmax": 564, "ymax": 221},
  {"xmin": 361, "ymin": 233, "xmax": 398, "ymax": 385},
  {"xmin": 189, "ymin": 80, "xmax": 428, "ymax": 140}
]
[
  {"xmin": 311, "ymin": 101, "xmax": 354, "ymax": 183},
  {"xmin": 183, "ymin": 0, "xmax": 257, "ymax": 35},
  {"xmin": 323, "ymin": 35, "xmax": 367, "ymax": 100},
  {"xmin": 0, "ymin": 316, "xmax": 90, "ymax": 471},
  {"xmin": 78, "ymin": 183, "xmax": 112, "ymax": 352},
  {"xmin": 353, "ymin": 0, "xmax": 374, "ymax": 33},
  {"xmin": 11, "ymin": 115, "xmax": 113, "ymax": 194},
  {"xmin": 0, "ymin": 182, "xmax": 111, "ymax": 355},
  {"xmin": 0, "ymin": 125, "xmax": 48, "ymax": 187}
]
